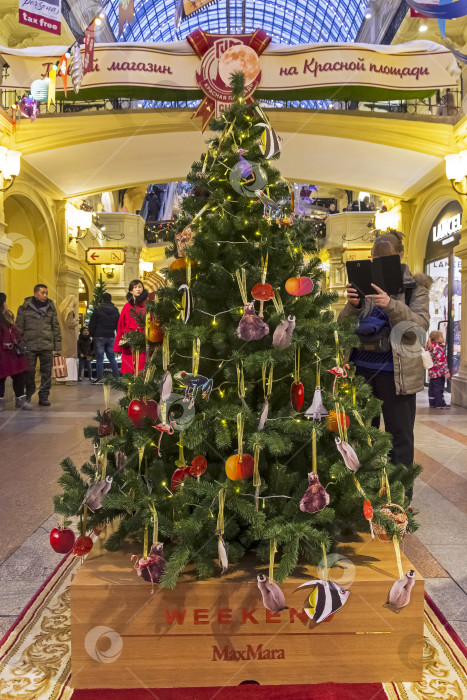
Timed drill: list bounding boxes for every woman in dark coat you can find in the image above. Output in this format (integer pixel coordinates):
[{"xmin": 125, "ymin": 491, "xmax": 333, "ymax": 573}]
[{"xmin": 0, "ymin": 293, "xmax": 32, "ymax": 410}]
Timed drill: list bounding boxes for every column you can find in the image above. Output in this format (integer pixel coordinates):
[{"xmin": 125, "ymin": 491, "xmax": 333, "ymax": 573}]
[
  {"xmin": 328, "ymin": 245, "xmax": 347, "ymax": 314},
  {"xmin": 0, "ymin": 235, "xmax": 12, "ymax": 293},
  {"xmin": 0, "ymin": 182, "xmax": 12, "ymax": 293},
  {"xmin": 451, "ymin": 229, "xmax": 467, "ymax": 407}
]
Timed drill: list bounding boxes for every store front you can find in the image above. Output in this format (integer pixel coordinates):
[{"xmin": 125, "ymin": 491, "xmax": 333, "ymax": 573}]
[{"xmin": 424, "ymin": 201, "xmax": 463, "ymax": 379}]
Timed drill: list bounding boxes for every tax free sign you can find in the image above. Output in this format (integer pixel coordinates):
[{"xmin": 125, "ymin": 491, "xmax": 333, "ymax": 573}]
[
  {"xmin": 18, "ymin": 0, "xmax": 61, "ymax": 36},
  {"xmin": 0, "ymin": 37, "xmax": 459, "ymax": 102}
]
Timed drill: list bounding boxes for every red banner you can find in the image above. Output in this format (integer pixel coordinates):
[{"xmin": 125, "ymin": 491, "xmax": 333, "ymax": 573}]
[
  {"xmin": 187, "ymin": 29, "xmax": 271, "ymax": 130},
  {"xmin": 119, "ymin": 0, "xmax": 134, "ymax": 35},
  {"xmin": 83, "ymin": 21, "xmax": 95, "ymax": 75}
]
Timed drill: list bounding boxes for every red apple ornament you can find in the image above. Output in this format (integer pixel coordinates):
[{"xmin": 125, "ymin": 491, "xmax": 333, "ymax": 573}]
[
  {"xmin": 128, "ymin": 399, "xmax": 159, "ymax": 428},
  {"xmin": 50, "ymin": 527, "xmax": 75, "ymax": 554},
  {"xmin": 290, "ymin": 380, "xmax": 304, "ymax": 412},
  {"xmin": 72, "ymin": 535, "xmax": 94, "ymax": 557}
]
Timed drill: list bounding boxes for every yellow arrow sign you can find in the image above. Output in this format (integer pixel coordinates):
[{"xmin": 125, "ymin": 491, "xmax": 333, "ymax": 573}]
[{"xmin": 85, "ymin": 248, "xmax": 126, "ymax": 265}]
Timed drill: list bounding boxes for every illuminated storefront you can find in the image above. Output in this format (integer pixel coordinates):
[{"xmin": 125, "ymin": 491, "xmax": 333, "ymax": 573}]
[{"xmin": 424, "ymin": 202, "xmax": 463, "ymax": 378}]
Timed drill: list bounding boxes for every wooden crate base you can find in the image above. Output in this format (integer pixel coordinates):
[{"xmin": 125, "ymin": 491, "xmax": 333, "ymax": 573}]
[{"xmin": 70, "ymin": 534, "xmax": 424, "ymax": 689}]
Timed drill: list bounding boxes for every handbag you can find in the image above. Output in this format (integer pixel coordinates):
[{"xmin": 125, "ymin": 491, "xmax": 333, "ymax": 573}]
[
  {"xmin": 14, "ymin": 341, "xmax": 27, "ymax": 356},
  {"xmin": 118, "ymin": 336, "xmax": 131, "ymax": 350},
  {"xmin": 421, "ymin": 349, "xmax": 434, "ymax": 370},
  {"xmin": 52, "ymin": 354, "xmax": 68, "ymax": 378}
]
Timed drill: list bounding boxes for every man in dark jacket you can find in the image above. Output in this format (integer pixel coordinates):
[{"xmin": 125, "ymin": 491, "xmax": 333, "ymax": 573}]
[
  {"xmin": 16, "ymin": 284, "xmax": 61, "ymax": 406},
  {"xmin": 89, "ymin": 292, "xmax": 120, "ymax": 383}
]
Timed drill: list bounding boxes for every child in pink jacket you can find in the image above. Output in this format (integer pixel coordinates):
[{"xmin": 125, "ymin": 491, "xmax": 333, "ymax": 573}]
[{"xmin": 426, "ymin": 330, "xmax": 450, "ymax": 408}]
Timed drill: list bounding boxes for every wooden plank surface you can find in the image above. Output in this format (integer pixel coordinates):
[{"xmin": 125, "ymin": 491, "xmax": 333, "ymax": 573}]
[{"xmin": 70, "ymin": 533, "xmax": 425, "ymax": 689}]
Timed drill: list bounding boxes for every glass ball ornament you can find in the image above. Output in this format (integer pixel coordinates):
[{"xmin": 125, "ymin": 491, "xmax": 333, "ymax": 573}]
[{"xmin": 19, "ymin": 96, "xmax": 40, "ymax": 122}]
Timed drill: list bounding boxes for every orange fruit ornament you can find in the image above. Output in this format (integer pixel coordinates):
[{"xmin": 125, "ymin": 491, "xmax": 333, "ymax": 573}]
[
  {"xmin": 148, "ymin": 320, "xmax": 164, "ymax": 344},
  {"xmin": 325, "ymin": 410, "xmax": 350, "ymax": 432},
  {"xmin": 225, "ymin": 453, "xmax": 254, "ymax": 480},
  {"xmin": 170, "ymin": 258, "xmax": 194, "ymax": 271},
  {"xmin": 285, "ymin": 277, "xmax": 314, "ymax": 296}
]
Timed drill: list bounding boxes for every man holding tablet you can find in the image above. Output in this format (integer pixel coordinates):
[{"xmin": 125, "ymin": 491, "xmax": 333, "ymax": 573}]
[{"xmin": 339, "ymin": 230, "xmax": 432, "ymax": 499}]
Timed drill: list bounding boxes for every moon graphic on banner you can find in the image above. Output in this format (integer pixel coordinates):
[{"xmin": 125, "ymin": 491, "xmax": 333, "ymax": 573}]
[{"xmin": 218, "ymin": 45, "xmax": 261, "ymax": 87}]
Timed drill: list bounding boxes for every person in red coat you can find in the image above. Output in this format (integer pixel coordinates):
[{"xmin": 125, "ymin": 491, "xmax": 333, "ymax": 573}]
[
  {"xmin": 0, "ymin": 292, "xmax": 32, "ymax": 410},
  {"xmin": 114, "ymin": 280, "xmax": 149, "ymax": 374}
]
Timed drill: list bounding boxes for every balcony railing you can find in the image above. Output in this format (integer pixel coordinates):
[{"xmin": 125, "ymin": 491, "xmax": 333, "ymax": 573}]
[{"xmin": 0, "ymin": 87, "xmax": 462, "ymax": 120}]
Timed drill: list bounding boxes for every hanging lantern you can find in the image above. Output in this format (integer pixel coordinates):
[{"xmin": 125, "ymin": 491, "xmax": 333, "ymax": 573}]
[{"xmin": 30, "ymin": 78, "xmax": 50, "ymax": 103}]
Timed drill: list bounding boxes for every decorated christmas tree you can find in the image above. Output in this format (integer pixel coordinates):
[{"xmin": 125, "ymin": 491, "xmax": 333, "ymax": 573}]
[{"xmin": 53, "ymin": 75, "xmax": 418, "ymax": 595}]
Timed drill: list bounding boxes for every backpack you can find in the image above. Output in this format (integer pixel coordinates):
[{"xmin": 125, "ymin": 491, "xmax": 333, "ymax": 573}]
[{"xmin": 355, "ymin": 288, "xmax": 413, "ymax": 354}]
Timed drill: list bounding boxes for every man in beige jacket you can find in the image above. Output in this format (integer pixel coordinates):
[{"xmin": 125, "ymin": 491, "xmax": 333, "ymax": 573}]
[{"xmin": 339, "ymin": 231, "xmax": 431, "ymax": 485}]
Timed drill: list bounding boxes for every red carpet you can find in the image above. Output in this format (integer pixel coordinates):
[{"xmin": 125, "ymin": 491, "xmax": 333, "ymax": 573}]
[{"xmin": 71, "ymin": 682, "xmax": 387, "ymax": 699}]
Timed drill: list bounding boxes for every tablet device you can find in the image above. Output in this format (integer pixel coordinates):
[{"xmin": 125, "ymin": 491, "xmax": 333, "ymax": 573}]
[
  {"xmin": 372, "ymin": 255, "xmax": 404, "ymax": 296},
  {"xmin": 346, "ymin": 255, "xmax": 404, "ymax": 297},
  {"xmin": 346, "ymin": 259, "xmax": 373, "ymax": 298}
]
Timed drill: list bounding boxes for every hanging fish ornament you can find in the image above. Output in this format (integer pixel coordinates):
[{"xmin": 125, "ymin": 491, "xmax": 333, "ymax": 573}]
[
  {"xmin": 178, "ymin": 284, "xmax": 193, "ymax": 323},
  {"xmin": 299, "ymin": 472, "xmax": 330, "ymax": 514},
  {"xmin": 257, "ymin": 574, "xmax": 288, "ymax": 612},
  {"xmin": 335, "ymin": 437, "xmax": 360, "ymax": 472},
  {"xmin": 298, "ymin": 579, "xmax": 350, "ymax": 624},
  {"xmin": 305, "ymin": 387, "xmax": 328, "ymax": 420},
  {"xmin": 256, "ymin": 122, "xmax": 282, "ymax": 158},
  {"xmin": 386, "ymin": 570, "xmax": 416, "ymax": 612},
  {"xmin": 218, "ymin": 535, "xmax": 229, "ymax": 573},
  {"xmin": 70, "ymin": 42, "xmax": 83, "ymax": 93},
  {"xmin": 272, "ymin": 315, "xmax": 296, "ymax": 349}
]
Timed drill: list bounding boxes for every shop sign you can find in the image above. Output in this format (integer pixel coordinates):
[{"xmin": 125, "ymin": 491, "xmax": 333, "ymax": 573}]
[
  {"xmin": 18, "ymin": 0, "xmax": 61, "ymax": 36},
  {"xmin": 86, "ymin": 248, "xmax": 125, "ymax": 265},
  {"xmin": 425, "ymin": 201, "xmax": 463, "ymax": 260},
  {"xmin": 432, "ymin": 212, "xmax": 462, "ymax": 242},
  {"xmin": 0, "ymin": 38, "xmax": 459, "ymax": 103}
]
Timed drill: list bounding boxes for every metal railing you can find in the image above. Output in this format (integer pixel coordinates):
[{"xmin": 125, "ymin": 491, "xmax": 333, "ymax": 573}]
[{"xmin": 1, "ymin": 87, "xmax": 462, "ymax": 120}]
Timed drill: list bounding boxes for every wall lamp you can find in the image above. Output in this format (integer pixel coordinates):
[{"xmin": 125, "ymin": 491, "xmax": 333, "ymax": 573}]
[
  {"xmin": 0, "ymin": 147, "xmax": 21, "ymax": 192},
  {"xmin": 445, "ymin": 151, "xmax": 467, "ymax": 195},
  {"xmin": 101, "ymin": 264, "xmax": 116, "ymax": 278},
  {"xmin": 66, "ymin": 203, "xmax": 93, "ymax": 243}
]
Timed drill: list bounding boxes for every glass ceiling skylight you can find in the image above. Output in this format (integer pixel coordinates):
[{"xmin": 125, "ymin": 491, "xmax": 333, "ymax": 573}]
[{"xmin": 105, "ymin": 0, "xmax": 365, "ymax": 46}]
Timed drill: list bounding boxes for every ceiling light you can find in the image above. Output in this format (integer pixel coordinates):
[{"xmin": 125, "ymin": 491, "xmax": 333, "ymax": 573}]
[
  {"xmin": 364, "ymin": 6, "xmax": 372, "ymax": 19},
  {"xmin": 419, "ymin": 24, "xmax": 428, "ymax": 32}
]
